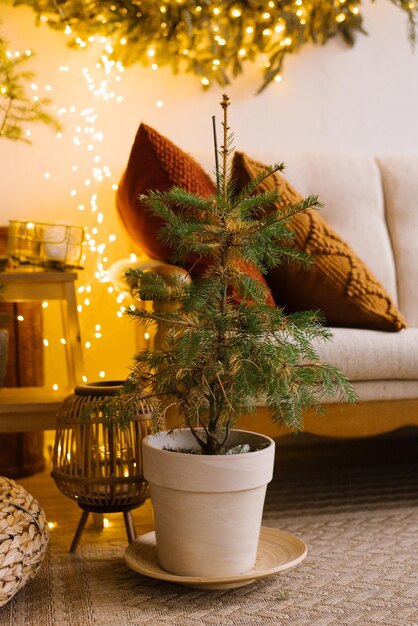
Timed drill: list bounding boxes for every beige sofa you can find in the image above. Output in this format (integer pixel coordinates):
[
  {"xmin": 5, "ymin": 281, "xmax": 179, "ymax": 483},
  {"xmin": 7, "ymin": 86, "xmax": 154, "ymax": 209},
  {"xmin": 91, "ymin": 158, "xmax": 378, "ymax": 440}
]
[{"xmin": 114, "ymin": 151, "xmax": 418, "ymax": 440}]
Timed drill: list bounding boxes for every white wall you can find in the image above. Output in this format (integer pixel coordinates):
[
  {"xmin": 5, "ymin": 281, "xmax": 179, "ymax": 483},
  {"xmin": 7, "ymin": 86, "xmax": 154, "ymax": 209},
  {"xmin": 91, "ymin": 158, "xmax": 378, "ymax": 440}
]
[{"xmin": 1, "ymin": 1, "xmax": 417, "ymax": 386}]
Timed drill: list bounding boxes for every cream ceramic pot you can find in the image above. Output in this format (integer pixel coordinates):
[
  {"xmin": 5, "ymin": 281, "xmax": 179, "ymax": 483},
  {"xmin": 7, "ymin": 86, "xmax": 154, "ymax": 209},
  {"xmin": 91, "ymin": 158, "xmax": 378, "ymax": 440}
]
[{"xmin": 142, "ymin": 429, "xmax": 275, "ymax": 577}]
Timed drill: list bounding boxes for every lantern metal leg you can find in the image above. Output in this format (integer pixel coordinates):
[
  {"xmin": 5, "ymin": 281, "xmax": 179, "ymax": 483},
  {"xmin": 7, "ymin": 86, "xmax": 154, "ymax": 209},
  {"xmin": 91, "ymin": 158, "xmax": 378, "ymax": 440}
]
[
  {"xmin": 92, "ymin": 513, "xmax": 104, "ymax": 529},
  {"xmin": 123, "ymin": 511, "xmax": 137, "ymax": 544},
  {"xmin": 70, "ymin": 507, "xmax": 138, "ymax": 552},
  {"xmin": 70, "ymin": 509, "xmax": 90, "ymax": 553}
]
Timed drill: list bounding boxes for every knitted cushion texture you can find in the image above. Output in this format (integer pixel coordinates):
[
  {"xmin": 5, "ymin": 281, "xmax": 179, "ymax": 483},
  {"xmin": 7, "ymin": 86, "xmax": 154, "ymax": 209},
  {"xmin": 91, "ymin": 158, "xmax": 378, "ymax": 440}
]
[
  {"xmin": 116, "ymin": 123, "xmax": 216, "ymax": 266},
  {"xmin": 116, "ymin": 124, "xmax": 274, "ymax": 305},
  {"xmin": 231, "ymin": 151, "xmax": 406, "ymax": 332}
]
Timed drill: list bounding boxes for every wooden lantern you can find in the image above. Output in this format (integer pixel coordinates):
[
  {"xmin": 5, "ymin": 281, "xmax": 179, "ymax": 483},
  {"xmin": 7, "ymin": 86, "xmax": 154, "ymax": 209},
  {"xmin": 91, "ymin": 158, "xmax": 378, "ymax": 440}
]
[{"xmin": 52, "ymin": 381, "xmax": 151, "ymax": 551}]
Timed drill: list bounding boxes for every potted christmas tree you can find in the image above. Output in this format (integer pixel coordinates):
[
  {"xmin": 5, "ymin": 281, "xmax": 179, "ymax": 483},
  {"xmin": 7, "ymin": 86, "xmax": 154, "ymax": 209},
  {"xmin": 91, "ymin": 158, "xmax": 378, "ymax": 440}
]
[{"xmin": 121, "ymin": 95, "xmax": 355, "ymax": 579}]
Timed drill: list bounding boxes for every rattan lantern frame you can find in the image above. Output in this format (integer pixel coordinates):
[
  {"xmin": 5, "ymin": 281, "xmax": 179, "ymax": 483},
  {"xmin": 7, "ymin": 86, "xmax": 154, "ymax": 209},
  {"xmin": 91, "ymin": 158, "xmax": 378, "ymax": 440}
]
[{"xmin": 52, "ymin": 381, "xmax": 151, "ymax": 551}]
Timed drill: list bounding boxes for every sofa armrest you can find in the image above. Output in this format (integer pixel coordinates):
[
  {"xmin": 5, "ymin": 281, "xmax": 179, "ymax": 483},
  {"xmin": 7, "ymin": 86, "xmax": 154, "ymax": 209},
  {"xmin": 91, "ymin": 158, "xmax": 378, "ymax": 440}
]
[
  {"xmin": 135, "ymin": 263, "xmax": 190, "ymax": 350},
  {"xmin": 127, "ymin": 262, "xmax": 190, "ymax": 294},
  {"xmin": 107, "ymin": 257, "xmax": 163, "ymax": 293},
  {"xmin": 108, "ymin": 258, "xmax": 190, "ymax": 350},
  {"xmin": 108, "ymin": 257, "xmax": 190, "ymax": 349}
]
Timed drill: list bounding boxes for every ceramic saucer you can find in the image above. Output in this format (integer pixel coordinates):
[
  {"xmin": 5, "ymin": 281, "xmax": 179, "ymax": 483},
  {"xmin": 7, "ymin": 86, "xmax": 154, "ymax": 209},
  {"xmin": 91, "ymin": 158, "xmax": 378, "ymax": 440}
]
[{"xmin": 124, "ymin": 526, "xmax": 307, "ymax": 590}]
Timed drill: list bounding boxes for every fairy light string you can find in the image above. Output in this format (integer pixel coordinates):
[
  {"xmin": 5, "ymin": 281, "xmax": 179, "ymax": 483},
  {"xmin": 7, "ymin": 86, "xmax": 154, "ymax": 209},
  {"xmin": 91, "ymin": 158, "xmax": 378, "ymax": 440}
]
[{"xmin": 2, "ymin": 34, "xmax": 149, "ymax": 389}]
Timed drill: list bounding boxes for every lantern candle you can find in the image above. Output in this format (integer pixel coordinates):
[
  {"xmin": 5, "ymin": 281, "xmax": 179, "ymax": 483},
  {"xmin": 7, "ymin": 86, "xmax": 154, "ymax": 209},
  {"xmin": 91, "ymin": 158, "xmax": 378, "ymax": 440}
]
[{"xmin": 43, "ymin": 224, "xmax": 84, "ymax": 264}]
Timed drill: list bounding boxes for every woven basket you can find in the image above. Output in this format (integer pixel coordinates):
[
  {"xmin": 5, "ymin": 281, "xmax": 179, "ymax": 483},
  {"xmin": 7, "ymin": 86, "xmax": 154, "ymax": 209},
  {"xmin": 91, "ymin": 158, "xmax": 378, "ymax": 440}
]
[{"xmin": 0, "ymin": 476, "xmax": 49, "ymax": 607}]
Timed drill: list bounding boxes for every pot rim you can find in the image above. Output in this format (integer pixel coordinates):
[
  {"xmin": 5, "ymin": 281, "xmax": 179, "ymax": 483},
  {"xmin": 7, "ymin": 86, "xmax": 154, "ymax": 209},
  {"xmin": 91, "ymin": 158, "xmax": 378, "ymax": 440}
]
[
  {"xmin": 143, "ymin": 428, "xmax": 275, "ymax": 458},
  {"xmin": 142, "ymin": 429, "xmax": 275, "ymax": 492}
]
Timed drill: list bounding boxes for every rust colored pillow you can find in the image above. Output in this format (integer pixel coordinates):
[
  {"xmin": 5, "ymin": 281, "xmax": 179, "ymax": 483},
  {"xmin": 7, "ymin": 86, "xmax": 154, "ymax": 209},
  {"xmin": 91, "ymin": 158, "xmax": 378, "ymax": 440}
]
[
  {"xmin": 116, "ymin": 125, "xmax": 275, "ymax": 305},
  {"xmin": 116, "ymin": 123, "xmax": 216, "ymax": 264},
  {"xmin": 231, "ymin": 151, "xmax": 406, "ymax": 331}
]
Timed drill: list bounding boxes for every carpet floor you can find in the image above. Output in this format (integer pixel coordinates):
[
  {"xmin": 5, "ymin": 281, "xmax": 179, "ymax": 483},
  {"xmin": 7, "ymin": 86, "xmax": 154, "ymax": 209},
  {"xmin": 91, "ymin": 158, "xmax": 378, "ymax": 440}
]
[{"xmin": 0, "ymin": 433, "xmax": 417, "ymax": 626}]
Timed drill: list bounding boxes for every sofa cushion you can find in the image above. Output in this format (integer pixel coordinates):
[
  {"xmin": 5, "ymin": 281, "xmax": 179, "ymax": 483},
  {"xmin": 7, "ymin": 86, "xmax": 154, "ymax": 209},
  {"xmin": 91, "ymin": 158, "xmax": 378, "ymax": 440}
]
[
  {"xmin": 377, "ymin": 156, "xmax": 418, "ymax": 326},
  {"xmin": 312, "ymin": 327, "xmax": 418, "ymax": 381},
  {"xmin": 250, "ymin": 152, "xmax": 400, "ymax": 304},
  {"xmin": 231, "ymin": 151, "xmax": 406, "ymax": 332},
  {"xmin": 116, "ymin": 123, "xmax": 216, "ymax": 265},
  {"xmin": 348, "ymin": 380, "xmax": 418, "ymax": 402},
  {"xmin": 116, "ymin": 125, "xmax": 275, "ymax": 305}
]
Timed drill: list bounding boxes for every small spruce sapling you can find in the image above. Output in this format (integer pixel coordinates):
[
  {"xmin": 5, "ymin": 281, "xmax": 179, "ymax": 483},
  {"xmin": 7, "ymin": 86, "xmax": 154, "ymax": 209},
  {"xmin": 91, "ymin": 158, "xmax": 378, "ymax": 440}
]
[{"xmin": 121, "ymin": 95, "xmax": 355, "ymax": 455}]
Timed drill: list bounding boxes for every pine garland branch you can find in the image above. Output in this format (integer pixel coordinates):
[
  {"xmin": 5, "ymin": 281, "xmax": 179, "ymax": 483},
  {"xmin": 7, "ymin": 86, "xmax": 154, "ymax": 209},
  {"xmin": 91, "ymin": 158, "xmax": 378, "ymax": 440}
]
[
  {"xmin": 10, "ymin": 1, "xmax": 418, "ymax": 91},
  {"xmin": 0, "ymin": 31, "xmax": 60, "ymax": 142}
]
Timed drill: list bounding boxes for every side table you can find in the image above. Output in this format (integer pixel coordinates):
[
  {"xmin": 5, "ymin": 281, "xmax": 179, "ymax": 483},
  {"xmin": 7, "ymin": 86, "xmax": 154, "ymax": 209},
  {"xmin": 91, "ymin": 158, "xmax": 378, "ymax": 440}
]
[{"xmin": 0, "ymin": 271, "xmax": 85, "ymax": 432}]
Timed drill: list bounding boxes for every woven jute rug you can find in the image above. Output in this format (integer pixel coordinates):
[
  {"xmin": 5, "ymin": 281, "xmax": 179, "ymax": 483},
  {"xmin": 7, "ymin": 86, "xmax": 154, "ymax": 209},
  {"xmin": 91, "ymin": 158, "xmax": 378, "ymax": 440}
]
[{"xmin": 0, "ymin": 434, "xmax": 417, "ymax": 626}]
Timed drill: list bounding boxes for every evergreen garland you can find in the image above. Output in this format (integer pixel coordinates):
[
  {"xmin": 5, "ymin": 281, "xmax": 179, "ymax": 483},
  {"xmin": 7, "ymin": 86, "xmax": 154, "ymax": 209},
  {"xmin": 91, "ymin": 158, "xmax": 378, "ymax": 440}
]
[
  {"xmin": 0, "ymin": 31, "xmax": 60, "ymax": 142},
  {"xmin": 116, "ymin": 95, "xmax": 356, "ymax": 455},
  {"xmin": 10, "ymin": 0, "xmax": 417, "ymax": 91}
]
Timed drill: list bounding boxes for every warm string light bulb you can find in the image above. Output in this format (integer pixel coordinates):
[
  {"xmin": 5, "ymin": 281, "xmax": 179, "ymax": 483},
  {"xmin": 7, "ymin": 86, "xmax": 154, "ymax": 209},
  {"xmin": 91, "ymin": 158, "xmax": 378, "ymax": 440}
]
[
  {"xmin": 117, "ymin": 7, "xmax": 292, "ymax": 92},
  {"xmin": 68, "ymin": 1, "xmax": 390, "ymax": 91}
]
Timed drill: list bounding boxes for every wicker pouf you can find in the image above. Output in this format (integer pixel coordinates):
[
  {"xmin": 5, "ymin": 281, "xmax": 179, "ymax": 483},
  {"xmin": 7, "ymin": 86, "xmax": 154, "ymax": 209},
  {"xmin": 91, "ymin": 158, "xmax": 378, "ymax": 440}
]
[{"xmin": 0, "ymin": 476, "xmax": 49, "ymax": 607}]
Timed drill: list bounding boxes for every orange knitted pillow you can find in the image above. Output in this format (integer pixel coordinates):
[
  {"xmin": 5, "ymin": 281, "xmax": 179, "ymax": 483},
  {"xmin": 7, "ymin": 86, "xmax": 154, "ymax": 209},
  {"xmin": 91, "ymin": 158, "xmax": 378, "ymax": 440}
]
[
  {"xmin": 116, "ymin": 123, "xmax": 216, "ymax": 266},
  {"xmin": 116, "ymin": 125, "xmax": 275, "ymax": 305},
  {"xmin": 231, "ymin": 151, "xmax": 406, "ymax": 331}
]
